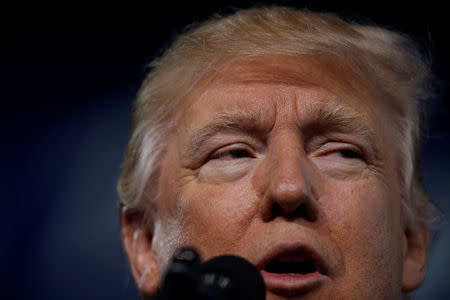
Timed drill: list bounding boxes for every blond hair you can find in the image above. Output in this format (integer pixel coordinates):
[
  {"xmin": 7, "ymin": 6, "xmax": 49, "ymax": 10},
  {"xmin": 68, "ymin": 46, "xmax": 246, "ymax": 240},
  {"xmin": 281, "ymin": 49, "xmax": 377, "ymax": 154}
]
[{"xmin": 118, "ymin": 6, "xmax": 440, "ymax": 228}]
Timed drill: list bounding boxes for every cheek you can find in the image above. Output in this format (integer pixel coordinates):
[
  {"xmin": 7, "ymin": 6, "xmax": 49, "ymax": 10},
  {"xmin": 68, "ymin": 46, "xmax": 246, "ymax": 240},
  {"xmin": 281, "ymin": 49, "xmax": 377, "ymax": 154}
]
[
  {"xmin": 177, "ymin": 180, "xmax": 259, "ymax": 258},
  {"xmin": 321, "ymin": 178, "xmax": 404, "ymax": 292},
  {"xmin": 325, "ymin": 179, "xmax": 402, "ymax": 250}
]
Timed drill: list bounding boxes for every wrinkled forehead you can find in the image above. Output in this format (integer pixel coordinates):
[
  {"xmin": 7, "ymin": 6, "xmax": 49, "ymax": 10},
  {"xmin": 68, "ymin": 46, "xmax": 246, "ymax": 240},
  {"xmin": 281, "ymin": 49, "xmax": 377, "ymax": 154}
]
[{"xmin": 177, "ymin": 55, "xmax": 391, "ymax": 122}]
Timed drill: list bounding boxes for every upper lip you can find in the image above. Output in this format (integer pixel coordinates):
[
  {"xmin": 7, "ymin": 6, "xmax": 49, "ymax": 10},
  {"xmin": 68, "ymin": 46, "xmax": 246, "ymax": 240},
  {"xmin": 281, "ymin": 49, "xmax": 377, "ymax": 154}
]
[{"xmin": 256, "ymin": 242, "xmax": 329, "ymax": 275}]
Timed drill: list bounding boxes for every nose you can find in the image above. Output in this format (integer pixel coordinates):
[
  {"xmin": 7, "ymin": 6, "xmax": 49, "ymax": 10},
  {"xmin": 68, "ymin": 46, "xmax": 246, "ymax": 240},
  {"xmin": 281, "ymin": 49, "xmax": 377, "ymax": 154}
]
[{"xmin": 257, "ymin": 138, "xmax": 318, "ymax": 222}]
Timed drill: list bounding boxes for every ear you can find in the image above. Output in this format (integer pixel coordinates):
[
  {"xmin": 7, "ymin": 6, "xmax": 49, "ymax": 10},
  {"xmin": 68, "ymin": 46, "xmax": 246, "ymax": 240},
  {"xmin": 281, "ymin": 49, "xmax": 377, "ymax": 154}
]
[
  {"xmin": 121, "ymin": 207, "xmax": 160, "ymax": 296},
  {"xmin": 401, "ymin": 222, "xmax": 430, "ymax": 292}
]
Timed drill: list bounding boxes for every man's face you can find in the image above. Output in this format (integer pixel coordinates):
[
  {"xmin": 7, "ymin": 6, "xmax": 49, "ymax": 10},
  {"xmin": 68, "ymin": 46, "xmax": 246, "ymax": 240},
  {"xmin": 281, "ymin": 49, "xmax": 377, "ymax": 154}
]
[{"xmin": 151, "ymin": 56, "xmax": 409, "ymax": 299}]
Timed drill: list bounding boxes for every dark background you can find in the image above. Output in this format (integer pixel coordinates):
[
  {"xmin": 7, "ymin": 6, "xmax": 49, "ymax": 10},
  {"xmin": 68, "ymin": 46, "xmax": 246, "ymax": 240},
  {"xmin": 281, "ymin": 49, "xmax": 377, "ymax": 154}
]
[{"xmin": 2, "ymin": 1, "xmax": 449, "ymax": 299}]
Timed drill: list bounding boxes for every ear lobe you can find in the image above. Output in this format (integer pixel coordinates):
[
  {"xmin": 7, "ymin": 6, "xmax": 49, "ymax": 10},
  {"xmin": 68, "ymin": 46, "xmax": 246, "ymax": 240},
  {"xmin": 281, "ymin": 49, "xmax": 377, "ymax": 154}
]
[
  {"xmin": 401, "ymin": 222, "xmax": 430, "ymax": 292},
  {"xmin": 121, "ymin": 208, "xmax": 160, "ymax": 296}
]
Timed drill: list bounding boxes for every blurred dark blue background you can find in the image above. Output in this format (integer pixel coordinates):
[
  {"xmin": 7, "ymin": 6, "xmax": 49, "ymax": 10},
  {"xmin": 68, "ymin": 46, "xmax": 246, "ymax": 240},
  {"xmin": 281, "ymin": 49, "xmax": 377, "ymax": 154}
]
[{"xmin": 2, "ymin": 1, "xmax": 449, "ymax": 299}]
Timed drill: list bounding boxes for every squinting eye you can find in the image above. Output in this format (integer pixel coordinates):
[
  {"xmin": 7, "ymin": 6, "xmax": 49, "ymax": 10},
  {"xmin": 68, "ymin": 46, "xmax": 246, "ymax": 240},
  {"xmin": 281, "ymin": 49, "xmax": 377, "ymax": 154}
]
[
  {"xmin": 214, "ymin": 149, "xmax": 252, "ymax": 159},
  {"xmin": 338, "ymin": 149, "xmax": 363, "ymax": 159}
]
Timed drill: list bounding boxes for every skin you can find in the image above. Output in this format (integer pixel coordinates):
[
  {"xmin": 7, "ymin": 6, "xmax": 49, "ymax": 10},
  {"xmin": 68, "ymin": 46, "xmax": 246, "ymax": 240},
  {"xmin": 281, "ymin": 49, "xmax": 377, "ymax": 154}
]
[{"xmin": 122, "ymin": 55, "xmax": 429, "ymax": 299}]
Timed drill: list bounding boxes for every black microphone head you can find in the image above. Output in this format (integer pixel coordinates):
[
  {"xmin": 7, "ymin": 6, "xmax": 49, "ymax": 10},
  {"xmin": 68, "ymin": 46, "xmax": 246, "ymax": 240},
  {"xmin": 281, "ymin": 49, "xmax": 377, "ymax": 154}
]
[
  {"xmin": 200, "ymin": 255, "xmax": 266, "ymax": 300},
  {"xmin": 155, "ymin": 248, "xmax": 202, "ymax": 299},
  {"xmin": 171, "ymin": 247, "xmax": 201, "ymax": 268}
]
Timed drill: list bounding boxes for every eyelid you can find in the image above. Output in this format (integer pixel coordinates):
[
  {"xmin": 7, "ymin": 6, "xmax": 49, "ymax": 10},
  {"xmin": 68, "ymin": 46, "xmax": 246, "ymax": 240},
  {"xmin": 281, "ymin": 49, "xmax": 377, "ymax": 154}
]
[
  {"xmin": 314, "ymin": 141, "xmax": 364, "ymax": 158},
  {"xmin": 208, "ymin": 143, "xmax": 255, "ymax": 160}
]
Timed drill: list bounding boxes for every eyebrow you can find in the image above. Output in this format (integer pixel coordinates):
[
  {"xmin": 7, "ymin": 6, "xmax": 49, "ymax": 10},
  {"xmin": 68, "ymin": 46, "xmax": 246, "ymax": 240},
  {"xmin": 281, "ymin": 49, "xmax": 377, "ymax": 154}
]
[
  {"xmin": 185, "ymin": 101, "xmax": 381, "ymax": 159},
  {"xmin": 302, "ymin": 101, "xmax": 381, "ymax": 155},
  {"xmin": 304, "ymin": 102, "xmax": 374, "ymax": 136},
  {"xmin": 185, "ymin": 110, "xmax": 268, "ymax": 159}
]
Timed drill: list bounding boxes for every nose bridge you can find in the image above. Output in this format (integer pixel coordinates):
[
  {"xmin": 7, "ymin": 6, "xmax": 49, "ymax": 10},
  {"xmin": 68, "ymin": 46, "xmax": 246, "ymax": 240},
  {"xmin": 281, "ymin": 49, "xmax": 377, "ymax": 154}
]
[
  {"xmin": 254, "ymin": 128, "xmax": 318, "ymax": 222},
  {"xmin": 269, "ymin": 131, "xmax": 310, "ymax": 202}
]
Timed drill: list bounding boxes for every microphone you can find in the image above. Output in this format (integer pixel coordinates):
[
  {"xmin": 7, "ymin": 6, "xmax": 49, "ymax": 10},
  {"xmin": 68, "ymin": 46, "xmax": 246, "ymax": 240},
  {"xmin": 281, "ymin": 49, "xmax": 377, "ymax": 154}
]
[
  {"xmin": 153, "ymin": 248, "xmax": 266, "ymax": 300},
  {"xmin": 199, "ymin": 254, "xmax": 266, "ymax": 300}
]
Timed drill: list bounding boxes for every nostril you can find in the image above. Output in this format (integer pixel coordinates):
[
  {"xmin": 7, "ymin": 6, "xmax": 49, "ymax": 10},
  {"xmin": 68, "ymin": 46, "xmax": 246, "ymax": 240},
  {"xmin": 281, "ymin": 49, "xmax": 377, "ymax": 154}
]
[
  {"xmin": 270, "ymin": 201, "xmax": 315, "ymax": 221},
  {"xmin": 295, "ymin": 202, "xmax": 317, "ymax": 222},
  {"xmin": 294, "ymin": 203, "xmax": 308, "ymax": 218},
  {"xmin": 272, "ymin": 202, "xmax": 282, "ymax": 217}
]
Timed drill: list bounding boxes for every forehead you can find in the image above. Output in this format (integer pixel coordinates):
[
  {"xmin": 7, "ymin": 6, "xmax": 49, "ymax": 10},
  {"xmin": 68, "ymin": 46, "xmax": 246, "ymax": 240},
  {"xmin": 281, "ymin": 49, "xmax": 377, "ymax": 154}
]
[{"xmin": 178, "ymin": 55, "xmax": 386, "ymax": 127}]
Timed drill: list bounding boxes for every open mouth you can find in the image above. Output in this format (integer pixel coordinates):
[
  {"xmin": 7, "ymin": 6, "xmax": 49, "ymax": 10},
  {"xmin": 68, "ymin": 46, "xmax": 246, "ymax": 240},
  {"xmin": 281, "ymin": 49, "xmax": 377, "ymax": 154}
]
[
  {"xmin": 258, "ymin": 245, "xmax": 328, "ymax": 296},
  {"xmin": 256, "ymin": 243, "xmax": 330, "ymax": 297},
  {"xmin": 258, "ymin": 246, "xmax": 327, "ymax": 277},
  {"xmin": 264, "ymin": 257, "xmax": 318, "ymax": 275},
  {"xmin": 259, "ymin": 246, "xmax": 325, "ymax": 276}
]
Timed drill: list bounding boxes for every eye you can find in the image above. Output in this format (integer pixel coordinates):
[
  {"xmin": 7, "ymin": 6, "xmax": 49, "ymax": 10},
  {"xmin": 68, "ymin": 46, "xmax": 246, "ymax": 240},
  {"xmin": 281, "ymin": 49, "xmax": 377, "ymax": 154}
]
[
  {"xmin": 313, "ymin": 141, "xmax": 365, "ymax": 162},
  {"xmin": 312, "ymin": 141, "xmax": 368, "ymax": 179},
  {"xmin": 212, "ymin": 148, "xmax": 252, "ymax": 160},
  {"xmin": 338, "ymin": 148, "xmax": 363, "ymax": 159},
  {"xmin": 199, "ymin": 144, "xmax": 256, "ymax": 183}
]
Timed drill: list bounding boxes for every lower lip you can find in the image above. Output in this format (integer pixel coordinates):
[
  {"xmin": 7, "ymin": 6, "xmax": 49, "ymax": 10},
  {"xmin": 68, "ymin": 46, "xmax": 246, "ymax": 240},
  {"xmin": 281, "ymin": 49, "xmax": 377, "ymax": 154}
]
[{"xmin": 260, "ymin": 270, "xmax": 328, "ymax": 296}]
